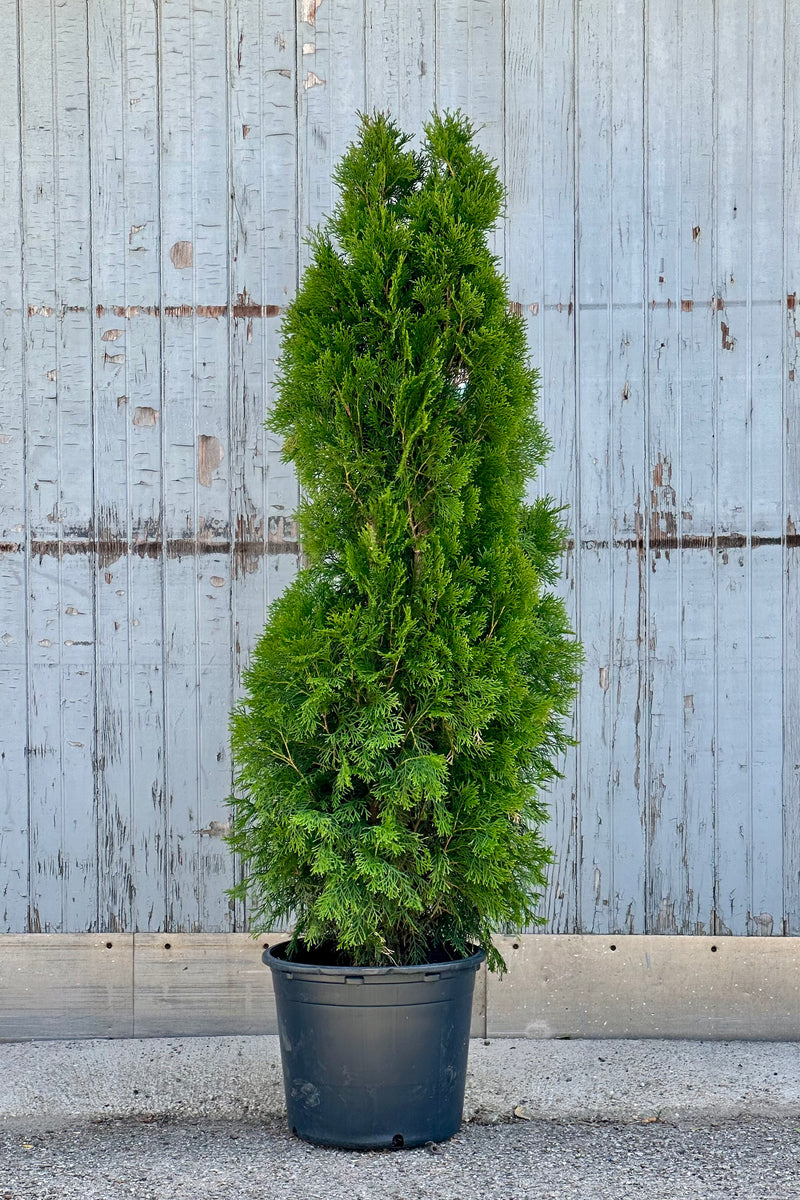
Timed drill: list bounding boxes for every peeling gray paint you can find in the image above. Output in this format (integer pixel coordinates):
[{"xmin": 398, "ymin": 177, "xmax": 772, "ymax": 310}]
[{"xmin": 0, "ymin": 0, "xmax": 796, "ymax": 940}]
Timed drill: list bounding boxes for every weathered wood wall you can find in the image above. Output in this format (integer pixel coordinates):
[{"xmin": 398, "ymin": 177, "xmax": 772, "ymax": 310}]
[{"xmin": 0, "ymin": 0, "xmax": 797, "ymax": 938}]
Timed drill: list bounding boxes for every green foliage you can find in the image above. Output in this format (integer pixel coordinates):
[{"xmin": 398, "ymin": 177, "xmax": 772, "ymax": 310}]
[{"xmin": 227, "ymin": 111, "xmax": 581, "ymax": 973}]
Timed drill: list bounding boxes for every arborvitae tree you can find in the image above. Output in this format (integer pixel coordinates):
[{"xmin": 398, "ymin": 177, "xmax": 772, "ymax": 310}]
[{"xmin": 227, "ymin": 111, "xmax": 581, "ymax": 972}]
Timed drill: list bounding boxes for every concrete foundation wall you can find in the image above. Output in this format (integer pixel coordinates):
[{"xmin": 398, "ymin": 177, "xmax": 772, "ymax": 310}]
[{"xmin": 2, "ymin": 934, "xmax": 798, "ymax": 1043}]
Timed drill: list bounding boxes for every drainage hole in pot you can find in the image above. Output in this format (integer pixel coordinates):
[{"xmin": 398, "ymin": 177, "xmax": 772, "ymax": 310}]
[
  {"xmin": 392, "ymin": 1134, "xmax": 405, "ymax": 1148},
  {"xmin": 164, "ymin": 943, "xmax": 171, "ymax": 950},
  {"xmin": 105, "ymin": 942, "xmax": 113, "ymax": 949},
  {"xmin": 512, "ymin": 942, "xmax": 520, "ymax": 950},
  {"xmin": 711, "ymin": 944, "xmax": 718, "ymax": 952},
  {"xmin": 610, "ymin": 944, "xmax": 617, "ymax": 951}
]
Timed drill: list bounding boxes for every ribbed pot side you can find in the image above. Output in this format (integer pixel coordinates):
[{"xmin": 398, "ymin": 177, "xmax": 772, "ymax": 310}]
[{"xmin": 265, "ymin": 941, "xmax": 485, "ymax": 1150}]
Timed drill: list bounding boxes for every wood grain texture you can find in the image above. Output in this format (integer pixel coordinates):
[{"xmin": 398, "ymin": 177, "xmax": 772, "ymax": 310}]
[
  {"xmin": 133, "ymin": 932, "xmax": 283, "ymax": 1037},
  {"xmin": 3, "ymin": 932, "xmax": 799, "ymax": 1042},
  {"xmin": 488, "ymin": 933, "xmax": 800, "ymax": 1040},
  {"xmin": 0, "ymin": 0, "xmax": 796, "ymax": 943},
  {"xmin": 0, "ymin": 934, "xmax": 134, "ymax": 1040}
]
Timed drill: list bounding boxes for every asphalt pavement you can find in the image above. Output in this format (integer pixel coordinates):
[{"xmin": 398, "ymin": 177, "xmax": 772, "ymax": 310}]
[{"xmin": 1, "ymin": 1036, "xmax": 799, "ymax": 1198}]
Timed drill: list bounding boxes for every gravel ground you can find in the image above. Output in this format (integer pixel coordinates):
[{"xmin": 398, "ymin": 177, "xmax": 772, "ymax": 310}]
[{"xmin": 1, "ymin": 1113, "xmax": 799, "ymax": 1200}]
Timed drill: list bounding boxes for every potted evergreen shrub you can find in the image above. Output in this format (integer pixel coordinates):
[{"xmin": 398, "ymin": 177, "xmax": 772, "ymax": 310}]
[{"xmin": 227, "ymin": 110, "xmax": 580, "ymax": 1150}]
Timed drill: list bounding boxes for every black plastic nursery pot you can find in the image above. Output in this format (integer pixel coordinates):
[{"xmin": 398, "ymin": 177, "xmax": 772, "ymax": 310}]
[{"xmin": 264, "ymin": 940, "xmax": 485, "ymax": 1150}]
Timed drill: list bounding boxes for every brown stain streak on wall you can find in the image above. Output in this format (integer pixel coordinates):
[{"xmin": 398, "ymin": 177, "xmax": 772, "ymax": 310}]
[
  {"xmin": 2, "ymin": 529, "xmax": 792, "ymax": 561},
  {"xmin": 1, "ymin": 537, "xmax": 299, "ymax": 561},
  {"xmin": 94, "ymin": 304, "xmax": 283, "ymax": 319},
  {"xmin": 567, "ymin": 533, "xmax": 800, "ymax": 552},
  {"xmin": 721, "ymin": 320, "xmax": 736, "ymax": 350}
]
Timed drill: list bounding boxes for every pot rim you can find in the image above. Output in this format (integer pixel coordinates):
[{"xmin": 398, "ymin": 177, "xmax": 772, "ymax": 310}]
[{"xmin": 264, "ymin": 939, "xmax": 486, "ymax": 978}]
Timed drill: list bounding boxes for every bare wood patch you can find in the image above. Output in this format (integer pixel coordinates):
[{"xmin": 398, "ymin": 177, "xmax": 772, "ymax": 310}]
[
  {"xmin": 170, "ymin": 240, "xmax": 194, "ymax": 269},
  {"xmin": 132, "ymin": 406, "xmax": 159, "ymax": 427},
  {"xmin": 300, "ymin": 0, "xmax": 321, "ymax": 24},
  {"xmin": 198, "ymin": 435, "xmax": 224, "ymax": 487}
]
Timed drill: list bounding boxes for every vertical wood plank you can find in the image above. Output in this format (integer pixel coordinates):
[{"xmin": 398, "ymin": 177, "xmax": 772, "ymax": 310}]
[
  {"xmin": 261, "ymin": 2, "xmax": 301, "ymax": 612},
  {"xmin": 436, "ymin": 0, "xmax": 504, "ymax": 258},
  {"xmin": 364, "ymin": 0, "xmax": 436, "ymax": 133},
  {"xmin": 574, "ymin": 0, "xmax": 615, "ymax": 932},
  {"xmin": 681, "ymin": 548, "xmax": 716, "ymax": 933},
  {"xmin": 20, "ymin": 0, "xmax": 62, "ymax": 933},
  {"xmin": 746, "ymin": 2, "xmax": 786, "ymax": 935},
  {"xmin": 676, "ymin": 0, "xmax": 716, "ymax": 934},
  {"xmin": 504, "ymin": 0, "xmax": 544, "ymax": 370},
  {"xmin": 297, "ymin": 0, "xmax": 365, "ymax": 262},
  {"xmin": 22, "ymin": 0, "xmax": 98, "ymax": 931},
  {"xmin": 538, "ymin": 0, "xmax": 579, "ymax": 932},
  {"xmin": 713, "ymin": 0, "xmax": 751, "ymax": 933},
  {"xmin": 0, "ymin": 0, "xmax": 26, "ymax": 557},
  {"xmin": 784, "ymin": 0, "xmax": 800, "ymax": 935},
  {"xmin": 159, "ymin": 0, "xmax": 201, "ymax": 932},
  {"xmin": 608, "ymin": 0, "xmax": 648, "ymax": 934},
  {"xmin": 505, "ymin": 0, "xmax": 545, "ymax": 929},
  {"xmin": 505, "ymin": 0, "xmax": 578, "ymax": 932},
  {"xmin": 124, "ymin": 0, "xmax": 168, "ymax": 932},
  {"xmin": 190, "ymin": 0, "xmax": 235, "ymax": 933},
  {"xmin": 644, "ymin": 0, "xmax": 684, "ymax": 932},
  {"xmin": 0, "ymin": 0, "xmax": 28, "ymax": 931},
  {"xmin": 89, "ymin": 0, "xmax": 135, "ymax": 933},
  {"xmin": 227, "ymin": 0, "xmax": 271, "ymax": 931},
  {"xmin": 53, "ymin": 0, "xmax": 98, "ymax": 933},
  {"xmin": 228, "ymin": 0, "xmax": 299, "ymax": 928}
]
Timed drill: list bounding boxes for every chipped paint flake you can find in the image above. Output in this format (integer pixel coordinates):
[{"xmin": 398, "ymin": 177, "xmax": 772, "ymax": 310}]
[
  {"xmin": 303, "ymin": 71, "xmax": 326, "ymax": 90},
  {"xmin": 300, "ymin": 0, "xmax": 321, "ymax": 24},
  {"xmin": 101, "ymin": 328, "xmax": 124, "ymax": 342},
  {"xmin": 198, "ymin": 820, "xmax": 230, "ymax": 838}
]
